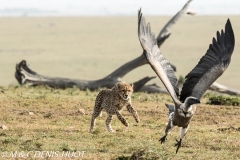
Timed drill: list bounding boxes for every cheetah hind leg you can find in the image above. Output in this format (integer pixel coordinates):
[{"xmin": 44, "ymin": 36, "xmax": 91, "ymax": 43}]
[
  {"xmin": 106, "ymin": 115, "xmax": 115, "ymax": 133},
  {"xmin": 89, "ymin": 108, "xmax": 103, "ymax": 132}
]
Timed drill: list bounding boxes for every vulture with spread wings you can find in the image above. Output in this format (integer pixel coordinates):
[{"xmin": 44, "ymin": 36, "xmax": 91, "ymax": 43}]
[{"xmin": 138, "ymin": 10, "xmax": 235, "ymax": 153}]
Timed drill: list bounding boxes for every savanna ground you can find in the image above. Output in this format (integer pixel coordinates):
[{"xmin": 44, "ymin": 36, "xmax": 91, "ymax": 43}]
[
  {"xmin": 0, "ymin": 86, "xmax": 240, "ymax": 159},
  {"xmin": 0, "ymin": 15, "xmax": 240, "ymax": 159}
]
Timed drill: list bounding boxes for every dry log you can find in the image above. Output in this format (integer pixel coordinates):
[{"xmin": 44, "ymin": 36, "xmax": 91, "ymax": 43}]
[
  {"xmin": 209, "ymin": 82, "xmax": 240, "ymax": 96},
  {"xmin": 138, "ymin": 83, "xmax": 168, "ymax": 94},
  {"xmin": 15, "ymin": 60, "xmax": 156, "ymax": 92},
  {"xmin": 15, "ymin": 58, "xmax": 170, "ymax": 93}
]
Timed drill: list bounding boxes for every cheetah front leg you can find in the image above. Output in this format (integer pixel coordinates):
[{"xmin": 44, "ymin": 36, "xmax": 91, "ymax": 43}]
[
  {"xmin": 115, "ymin": 110, "xmax": 129, "ymax": 128},
  {"xmin": 105, "ymin": 115, "xmax": 115, "ymax": 133},
  {"xmin": 126, "ymin": 105, "xmax": 140, "ymax": 123}
]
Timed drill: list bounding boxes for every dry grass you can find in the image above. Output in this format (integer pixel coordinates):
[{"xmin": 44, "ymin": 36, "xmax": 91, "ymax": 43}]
[
  {"xmin": 0, "ymin": 16, "xmax": 240, "ymax": 89},
  {"xmin": 0, "ymin": 86, "xmax": 240, "ymax": 159}
]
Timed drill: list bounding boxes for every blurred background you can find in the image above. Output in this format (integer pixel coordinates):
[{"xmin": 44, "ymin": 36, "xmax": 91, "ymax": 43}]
[
  {"xmin": 0, "ymin": 0, "xmax": 239, "ymax": 88},
  {"xmin": 1, "ymin": 0, "xmax": 240, "ymax": 16}
]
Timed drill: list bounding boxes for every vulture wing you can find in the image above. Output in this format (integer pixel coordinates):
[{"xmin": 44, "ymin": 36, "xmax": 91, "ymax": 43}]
[
  {"xmin": 138, "ymin": 10, "xmax": 180, "ymax": 104},
  {"xmin": 180, "ymin": 19, "xmax": 235, "ymax": 102}
]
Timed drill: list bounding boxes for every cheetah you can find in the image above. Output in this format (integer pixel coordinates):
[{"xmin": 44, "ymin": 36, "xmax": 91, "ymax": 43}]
[{"xmin": 89, "ymin": 82, "xmax": 140, "ymax": 133}]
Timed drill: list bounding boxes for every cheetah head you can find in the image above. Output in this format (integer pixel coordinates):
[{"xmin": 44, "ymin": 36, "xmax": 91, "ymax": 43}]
[{"xmin": 116, "ymin": 82, "xmax": 134, "ymax": 101}]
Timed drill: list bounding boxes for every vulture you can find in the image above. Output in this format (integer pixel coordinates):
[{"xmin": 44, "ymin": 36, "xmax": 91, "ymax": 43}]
[{"xmin": 138, "ymin": 10, "xmax": 235, "ymax": 153}]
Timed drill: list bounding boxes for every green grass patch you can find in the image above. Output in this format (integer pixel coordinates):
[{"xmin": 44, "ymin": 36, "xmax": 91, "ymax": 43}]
[
  {"xmin": 206, "ymin": 94, "xmax": 240, "ymax": 106},
  {"xmin": 0, "ymin": 86, "xmax": 240, "ymax": 159}
]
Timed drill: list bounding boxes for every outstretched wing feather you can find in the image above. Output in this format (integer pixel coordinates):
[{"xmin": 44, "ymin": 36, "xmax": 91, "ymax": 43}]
[
  {"xmin": 138, "ymin": 10, "xmax": 180, "ymax": 103},
  {"xmin": 180, "ymin": 19, "xmax": 235, "ymax": 102}
]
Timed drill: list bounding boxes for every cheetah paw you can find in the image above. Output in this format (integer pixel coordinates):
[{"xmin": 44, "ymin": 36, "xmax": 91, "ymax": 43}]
[{"xmin": 108, "ymin": 129, "xmax": 116, "ymax": 133}]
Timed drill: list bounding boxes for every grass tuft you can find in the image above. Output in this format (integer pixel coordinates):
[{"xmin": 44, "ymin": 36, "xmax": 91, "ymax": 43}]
[{"xmin": 207, "ymin": 94, "xmax": 240, "ymax": 106}]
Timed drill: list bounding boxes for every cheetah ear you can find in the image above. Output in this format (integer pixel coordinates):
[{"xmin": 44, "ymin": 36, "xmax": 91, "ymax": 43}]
[
  {"xmin": 130, "ymin": 83, "xmax": 134, "ymax": 88},
  {"xmin": 116, "ymin": 82, "xmax": 121, "ymax": 90}
]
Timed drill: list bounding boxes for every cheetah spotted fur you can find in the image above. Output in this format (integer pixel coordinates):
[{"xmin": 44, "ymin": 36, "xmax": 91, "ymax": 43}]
[{"xmin": 89, "ymin": 82, "xmax": 140, "ymax": 133}]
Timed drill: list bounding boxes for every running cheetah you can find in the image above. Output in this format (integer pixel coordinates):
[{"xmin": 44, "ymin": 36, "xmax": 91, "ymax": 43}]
[{"xmin": 89, "ymin": 82, "xmax": 140, "ymax": 133}]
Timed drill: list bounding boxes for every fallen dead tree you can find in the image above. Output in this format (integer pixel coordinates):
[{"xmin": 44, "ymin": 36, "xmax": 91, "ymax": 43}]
[
  {"xmin": 15, "ymin": 59, "xmax": 161, "ymax": 92},
  {"xmin": 15, "ymin": 0, "xmax": 194, "ymax": 93},
  {"xmin": 15, "ymin": 57, "xmax": 166, "ymax": 93},
  {"xmin": 209, "ymin": 82, "xmax": 240, "ymax": 96}
]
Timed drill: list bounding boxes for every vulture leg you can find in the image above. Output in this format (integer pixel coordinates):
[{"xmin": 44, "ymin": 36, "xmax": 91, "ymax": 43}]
[
  {"xmin": 159, "ymin": 120, "xmax": 175, "ymax": 143},
  {"xmin": 175, "ymin": 138, "xmax": 182, "ymax": 154},
  {"xmin": 175, "ymin": 125, "xmax": 189, "ymax": 153},
  {"xmin": 159, "ymin": 135, "xmax": 167, "ymax": 143}
]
